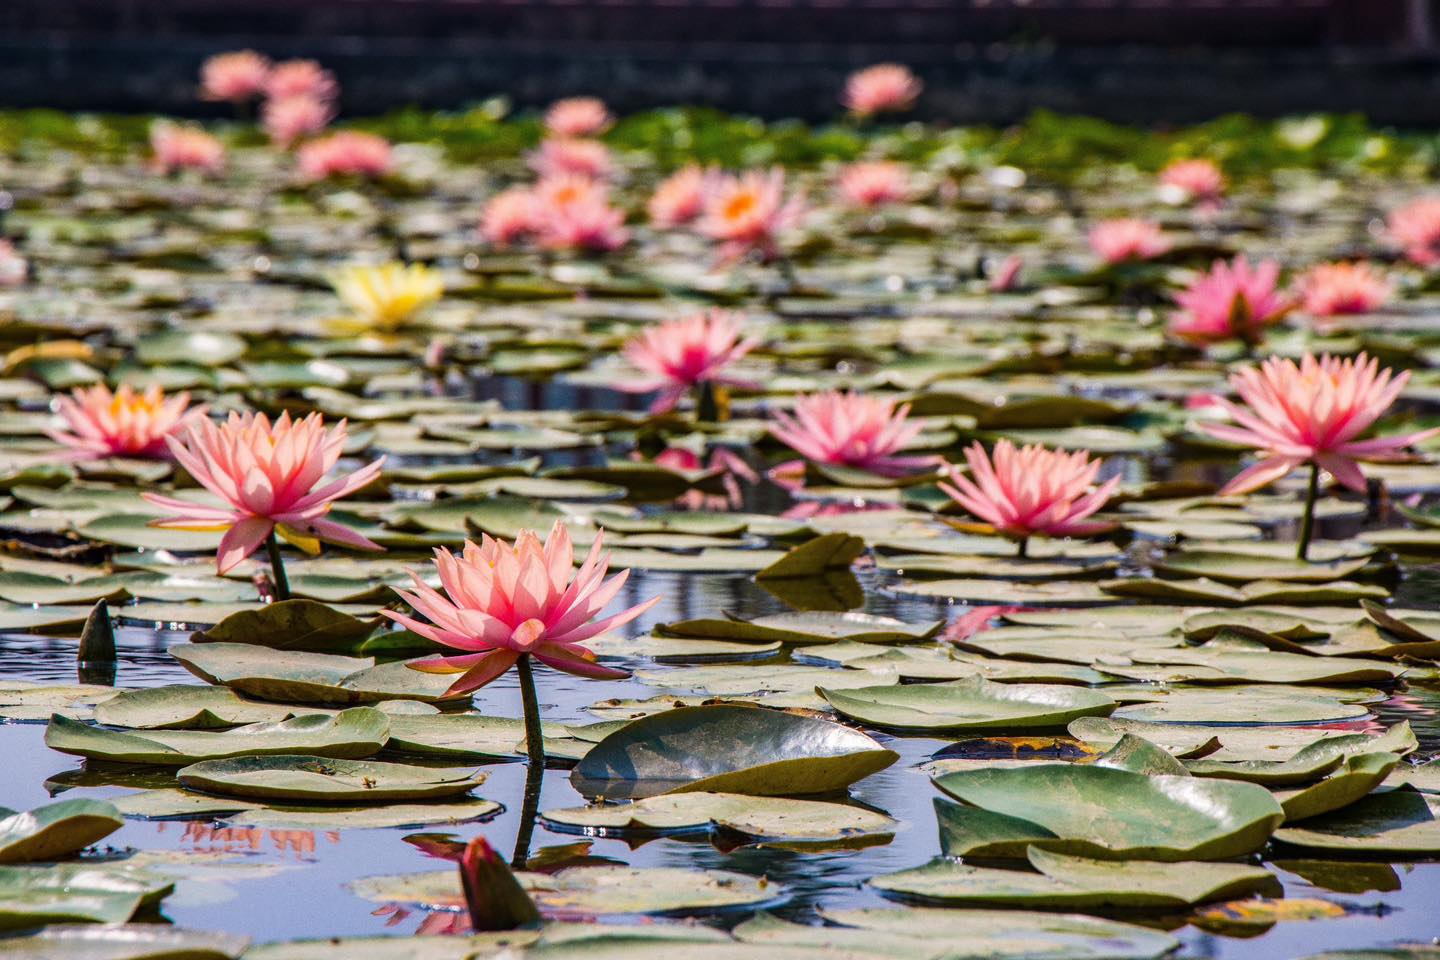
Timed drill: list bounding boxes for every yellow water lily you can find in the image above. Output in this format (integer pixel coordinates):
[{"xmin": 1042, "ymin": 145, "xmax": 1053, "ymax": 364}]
[{"xmin": 329, "ymin": 262, "xmax": 443, "ymax": 329}]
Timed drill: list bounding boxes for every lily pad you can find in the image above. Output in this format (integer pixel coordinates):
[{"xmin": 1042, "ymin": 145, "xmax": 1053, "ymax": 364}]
[
  {"xmin": 656, "ymin": 611, "xmax": 942, "ymax": 646},
  {"xmin": 872, "ymin": 847, "xmax": 1280, "ymax": 909},
  {"xmin": 191, "ymin": 600, "xmax": 380, "ymax": 653},
  {"xmin": 1276, "ymin": 753, "xmax": 1401, "ymax": 822},
  {"xmin": 176, "ymin": 755, "xmax": 486, "ymax": 803},
  {"xmin": 818, "ymin": 676, "xmax": 1116, "ymax": 732},
  {"xmin": 45, "ymin": 709, "xmax": 391, "ymax": 766},
  {"xmin": 350, "ymin": 864, "xmax": 783, "ymax": 916},
  {"xmin": 0, "ymin": 864, "xmax": 172, "ymax": 932},
  {"xmin": 0, "ymin": 924, "xmax": 248, "ymax": 960},
  {"xmin": 91, "ymin": 685, "xmax": 296, "ymax": 730},
  {"xmin": 541, "ymin": 792, "xmax": 896, "ymax": 847},
  {"xmin": 933, "ymin": 763, "xmax": 1283, "ymax": 860},
  {"xmin": 0, "ymin": 799, "xmax": 124, "ymax": 863},
  {"xmin": 570, "ymin": 704, "xmax": 897, "ymax": 799},
  {"xmin": 169, "ymin": 644, "xmax": 457, "ymax": 704},
  {"xmin": 1273, "ymin": 790, "xmax": 1440, "ymax": 855}
]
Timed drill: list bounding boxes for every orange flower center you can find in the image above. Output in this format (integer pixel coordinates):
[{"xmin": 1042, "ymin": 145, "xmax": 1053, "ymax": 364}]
[{"xmin": 723, "ymin": 191, "xmax": 758, "ymax": 221}]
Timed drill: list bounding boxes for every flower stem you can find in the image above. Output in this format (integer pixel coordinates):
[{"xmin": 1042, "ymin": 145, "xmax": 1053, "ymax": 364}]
[
  {"xmin": 516, "ymin": 654, "xmax": 545, "ymax": 770},
  {"xmin": 696, "ymin": 380, "xmax": 720, "ymax": 423},
  {"xmin": 265, "ymin": 531, "xmax": 292, "ymax": 601},
  {"xmin": 1296, "ymin": 461, "xmax": 1320, "ymax": 562},
  {"xmin": 1016, "ymin": 537, "xmax": 1029, "ymax": 559},
  {"xmin": 510, "ymin": 758, "xmax": 543, "ymax": 870}
]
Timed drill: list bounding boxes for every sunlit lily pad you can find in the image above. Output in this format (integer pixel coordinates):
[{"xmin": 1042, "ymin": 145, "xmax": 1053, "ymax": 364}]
[
  {"xmin": 91, "ymin": 685, "xmax": 296, "ymax": 730},
  {"xmin": 818, "ymin": 677, "xmax": 1116, "ymax": 732},
  {"xmin": 570, "ymin": 704, "xmax": 896, "ymax": 799},
  {"xmin": 656, "ymin": 611, "xmax": 942, "ymax": 645},
  {"xmin": 45, "ymin": 709, "xmax": 390, "ymax": 766},
  {"xmin": 191, "ymin": 600, "xmax": 380, "ymax": 653},
  {"xmin": 0, "ymin": 799, "xmax": 124, "ymax": 863},
  {"xmin": 176, "ymin": 755, "xmax": 486, "ymax": 803},
  {"xmin": 169, "ymin": 643, "xmax": 457, "ymax": 704},
  {"xmin": 0, "ymin": 923, "xmax": 248, "ymax": 959},
  {"xmin": 0, "ymin": 863, "xmax": 172, "ymax": 931},
  {"xmin": 932, "ymin": 763, "xmax": 1283, "ymax": 860},
  {"xmin": 1273, "ymin": 790, "xmax": 1440, "ymax": 855},
  {"xmin": 541, "ymin": 791, "xmax": 895, "ymax": 848},
  {"xmin": 1275, "ymin": 753, "xmax": 1401, "ymax": 822},
  {"xmin": 872, "ymin": 847, "xmax": 1280, "ymax": 909},
  {"xmin": 350, "ymin": 864, "xmax": 784, "ymax": 916}
]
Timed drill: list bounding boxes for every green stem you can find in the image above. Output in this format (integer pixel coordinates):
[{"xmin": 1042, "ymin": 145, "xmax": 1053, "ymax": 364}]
[
  {"xmin": 510, "ymin": 758, "xmax": 543, "ymax": 869},
  {"xmin": 516, "ymin": 654, "xmax": 545, "ymax": 770},
  {"xmin": 696, "ymin": 380, "xmax": 720, "ymax": 424},
  {"xmin": 1017, "ymin": 537, "xmax": 1029, "ymax": 559},
  {"xmin": 265, "ymin": 531, "xmax": 292, "ymax": 601},
  {"xmin": 1296, "ymin": 461, "xmax": 1320, "ymax": 562}
]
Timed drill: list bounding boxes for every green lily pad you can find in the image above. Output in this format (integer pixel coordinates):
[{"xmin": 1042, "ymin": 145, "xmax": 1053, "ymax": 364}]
[
  {"xmin": 0, "ymin": 864, "xmax": 172, "ymax": 932},
  {"xmin": 191, "ymin": 600, "xmax": 380, "ymax": 653},
  {"xmin": 1273, "ymin": 790, "xmax": 1440, "ymax": 855},
  {"xmin": 656, "ymin": 611, "xmax": 941, "ymax": 646},
  {"xmin": 753, "ymin": 533, "xmax": 865, "ymax": 579},
  {"xmin": 169, "ymin": 644, "xmax": 457, "ymax": 704},
  {"xmin": 350, "ymin": 864, "xmax": 783, "ymax": 916},
  {"xmin": 0, "ymin": 924, "xmax": 248, "ymax": 960},
  {"xmin": 818, "ymin": 676, "xmax": 1116, "ymax": 733},
  {"xmin": 1276, "ymin": 753, "xmax": 1401, "ymax": 822},
  {"xmin": 933, "ymin": 763, "xmax": 1283, "ymax": 860},
  {"xmin": 1155, "ymin": 551, "xmax": 1374, "ymax": 583},
  {"xmin": 812, "ymin": 906, "xmax": 1179, "ymax": 958},
  {"xmin": 176, "ymin": 755, "xmax": 486, "ymax": 803},
  {"xmin": 570, "ymin": 704, "xmax": 897, "ymax": 799},
  {"xmin": 1110, "ymin": 685, "xmax": 1370, "ymax": 725},
  {"xmin": 871, "ymin": 847, "xmax": 1280, "ymax": 909},
  {"xmin": 0, "ymin": 799, "xmax": 124, "ymax": 863},
  {"xmin": 1185, "ymin": 730, "xmax": 1405, "ymax": 785},
  {"xmin": 45, "ymin": 709, "xmax": 390, "ymax": 766},
  {"xmin": 541, "ymin": 792, "xmax": 896, "ymax": 847},
  {"xmin": 91, "ymin": 685, "xmax": 296, "ymax": 730},
  {"xmin": 1071, "ymin": 717, "xmax": 1415, "ymax": 763}
]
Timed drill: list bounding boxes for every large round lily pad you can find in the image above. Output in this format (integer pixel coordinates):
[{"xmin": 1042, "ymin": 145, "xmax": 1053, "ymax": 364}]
[
  {"xmin": 871, "ymin": 847, "xmax": 1281, "ymax": 909},
  {"xmin": 932, "ymin": 763, "xmax": 1284, "ymax": 860},
  {"xmin": 176, "ymin": 755, "xmax": 486, "ymax": 804},
  {"xmin": 45, "ymin": 709, "xmax": 390, "ymax": 766},
  {"xmin": 818, "ymin": 676, "xmax": 1116, "ymax": 732},
  {"xmin": 541, "ymin": 791, "xmax": 896, "ymax": 847},
  {"xmin": 570, "ymin": 704, "xmax": 897, "ymax": 799},
  {"xmin": 350, "ymin": 864, "xmax": 784, "ymax": 916},
  {"xmin": 91, "ymin": 685, "xmax": 297, "ymax": 730}
]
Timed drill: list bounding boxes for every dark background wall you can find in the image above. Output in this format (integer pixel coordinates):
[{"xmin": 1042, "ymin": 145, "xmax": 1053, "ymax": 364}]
[{"xmin": 2, "ymin": 0, "xmax": 1439, "ymax": 123}]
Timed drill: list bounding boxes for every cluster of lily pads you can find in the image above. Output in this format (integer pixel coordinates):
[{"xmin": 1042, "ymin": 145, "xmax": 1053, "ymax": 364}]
[{"xmin": 3, "ymin": 80, "xmax": 1440, "ymax": 958}]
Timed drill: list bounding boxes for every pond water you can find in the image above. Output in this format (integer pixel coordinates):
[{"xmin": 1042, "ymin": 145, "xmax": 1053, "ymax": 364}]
[{"xmin": 7, "ymin": 379, "xmax": 1440, "ymax": 957}]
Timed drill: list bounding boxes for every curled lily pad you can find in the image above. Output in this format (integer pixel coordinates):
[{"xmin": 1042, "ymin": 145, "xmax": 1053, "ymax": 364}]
[
  {"xmin": 753, "ymin": 533, "xmax": 864, "ymax": 579},
  {"xmin": 92, "ymin": 685, "xmax": 296, "ymax": 730},
  {"xmin": 1185, "ymin": 730, "xmax": 1405, "ymax": 785},
  {"xmin": 1276, "ymin": 753, "xmax": 1401, "ymax": 822},
  {"xmin": 176, "ymin": 756, "xmax": 486, "ymax": 804},
  {"xmin": 169, "ymin": 644, "xmax": 457, "ymax": 704},
  {"xmin": 1273, "ymin": 790, "xmax": 1440, "ymax": 855},
  {"xmin": 570, "ymin": 704, "xmax": 897, "ymax": 799},
  {"xmin": 1071, "ymin": 717, "xmax": 1415, "ymax": 764},
  {"xmin": 350, "ymin": 864, "xmax": 784, "ymax": 916},
  {"xmin": 933, "ymin": 763, "xmax": 1283, "ymax": 860},
  {"xmin": 45, "ymin": 709, "xmax": 391, "ymax": 766},
  {"xmin": 0, "ymin": 864, "xmax": 172, "ymax": 932},
  {"xmin": 656, "ymin": 611, "xmax": 941, "ymax": 646},
  {"xmin": 541, "ymin": 792, "xmax": 896, "ymax": 847},
  {"xmin": 871, "ymin": 847, "xmax": 1280, "ymax": 909},
  {"xmin": 818, "ymin": 677, "xmax": 1116, "ymax": 733},
  {"xmin": 190, "ymin": 600, "xmax": 380, "ymax": 653},
  {"xmin": 0, "ymin": 799, "xmax": 124, "ymax": 863}
]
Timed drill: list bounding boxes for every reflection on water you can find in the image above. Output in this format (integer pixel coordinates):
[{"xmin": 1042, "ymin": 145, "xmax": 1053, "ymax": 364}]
[{"xmin": 3, "ymin": 374, "xmax": 1440, "ymax": 955}]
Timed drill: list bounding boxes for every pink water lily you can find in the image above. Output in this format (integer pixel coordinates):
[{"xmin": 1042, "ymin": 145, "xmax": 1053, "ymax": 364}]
[
  {"xmin": 1159, "ymin": 158, "xmax": 1224, "ymax": 204},
  {"xmin": 1196, "ymin": 352, "xmax": 1438, "ymax": 495},
  {"xmin": 297, "ymin": 132, "xmax": 392, "ymax": 180},
  {"xmin": 1171, "ymin": 255, "xmax": 1289, "ymax": 344},
  {"xmin": 843, "ymin": 64, "xmax": 922, "ymax": 117},
  {"xmin": 151, "ymin": 124, "xmax": 225, "ymax": 175},
  {"xmin": 696, "ymin": 168, "xmax": 804, "ymax": 263},
  {"xmin": 142, "ymin": 411, "xmax": 385, "ymax": 574},
  {"xmin": 199, "ymin": 50, "xmax": 271, "ymax": 104},
  {"xmin": 618, "ymin": 310, "xmax": 759, "ymax": 412},
  {"xmin": 940, "ymin": 440, "xmax": 1119, "ymax": 547},
  {"xmin": 1089, "ymin": 218, "xmax": 1170, "ymax": 264},
  {"xmin": 388, "ymin": 522, "xmax": 659, "ymax": 696},
  {"xmin": 264, "ymin": 59, "xmax": 338, "ymax": 102},
  {"xmin": 771, "ymin": 391, "xmax": 936, "ymax": 477},
  {"xmin": 49, "ymin": 383, "xmax": 204, "ymax": 460},
  {"xmin": 836, "ymin": 161, "xmax": 911, "ymax": 209},
  {"xmin": 1387, "ymin": 197, "xmax": 1440, "ymax": 267},
  {"xmin": 1298, "ymin": 262, "xmax": 1392, "ymax": 321},
  {"xmin": 544, "ymin": 97, "xmax": 613, "ymax": 139},
  {"xmin": 648, "ymin": 165, "xmax": 717, "ymax": 229}
]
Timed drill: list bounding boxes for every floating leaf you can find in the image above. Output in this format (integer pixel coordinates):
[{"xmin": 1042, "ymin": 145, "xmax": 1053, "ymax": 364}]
[
  {"xmin": 45, "ymin": 709, "xmax": 391, "ymax": 766},
  {"xmin": 177, "ymin": 756, "xmax": 486, "ymax": 803},
  {"xmin": 0, "ymin": 799, "xmax": 123, "ymax": 863},
  {"xmin": 818, "ymin": 676, "xmax": 1116, "ymax": 733},
  {"xmin": 191, "ymin": 600, "xmax": 380, "ymax": 653},
  {"xmin": 570, "ymin": 704, "xmax": 896, "ymax": 799}
]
